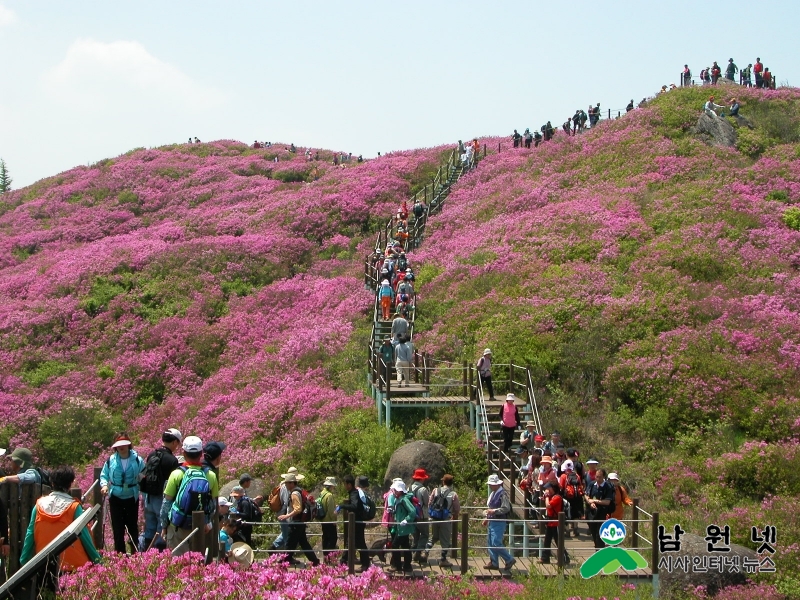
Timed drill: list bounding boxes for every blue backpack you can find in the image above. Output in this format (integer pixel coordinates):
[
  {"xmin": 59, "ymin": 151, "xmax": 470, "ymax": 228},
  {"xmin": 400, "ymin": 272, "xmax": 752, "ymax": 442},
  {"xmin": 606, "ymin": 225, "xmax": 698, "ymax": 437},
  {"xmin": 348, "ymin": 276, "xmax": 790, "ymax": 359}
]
[{"xmin": 170, "ymin": 466, "xmax": 215, "ymax": 529}]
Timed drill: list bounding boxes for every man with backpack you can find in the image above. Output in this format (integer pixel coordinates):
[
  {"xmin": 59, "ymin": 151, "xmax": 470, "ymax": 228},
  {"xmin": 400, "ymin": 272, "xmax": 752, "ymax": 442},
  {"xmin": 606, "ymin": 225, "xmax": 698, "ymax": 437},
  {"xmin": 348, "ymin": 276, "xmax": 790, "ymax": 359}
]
[
  {"xmin": 409, "ymin": 469, "xmax": 430, "ymax": 564},
  {"xmin": 276, "ymin": 473, "xmax": 319, "ymax": 567},
  {"xmin": 269, "ymin": 467, "xmax": 304, "ymax": 551},
  {"xmin": 229, "ymin": 485, "xmax": 262, "ymax": 545},
  {"xmin": 160, "ymin": 435, "xmax": 219, "ymax": 556},
  {"xmin": 558, "ymin": 460, "xmax": 584, "ymax": 538},
  {"xmin": 1, "ymin": 448, "xmax": 45, "ymax": 486},
  {"xmin": 338, "ymin": 475, "xmax": 372, "ymax": 572},
  {"xmin": 139, "ymin": 428, "xmax": 182, "ymax": 551},
  {"xmin": 483, "ymin": 474, "xmax": 515, "ymax": 572},
  {"xmin": 387, "ymin": 480, "xmax": 416, "ymax": 573},
  {"xmin": 584, "ymin": 468, "xmax": 615, "ymax": 548},
  {"xmin": 426, "ymin": 474, "xmax": 459, "ymax": 566}
]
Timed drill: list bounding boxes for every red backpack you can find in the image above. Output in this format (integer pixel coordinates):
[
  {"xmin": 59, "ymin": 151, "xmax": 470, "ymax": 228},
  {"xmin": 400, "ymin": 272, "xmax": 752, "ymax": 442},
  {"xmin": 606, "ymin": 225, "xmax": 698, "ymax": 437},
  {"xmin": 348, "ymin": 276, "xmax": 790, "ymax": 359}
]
[{"xmin": 564, "ymin": 471, "xmax": 584, "ymax": 500}]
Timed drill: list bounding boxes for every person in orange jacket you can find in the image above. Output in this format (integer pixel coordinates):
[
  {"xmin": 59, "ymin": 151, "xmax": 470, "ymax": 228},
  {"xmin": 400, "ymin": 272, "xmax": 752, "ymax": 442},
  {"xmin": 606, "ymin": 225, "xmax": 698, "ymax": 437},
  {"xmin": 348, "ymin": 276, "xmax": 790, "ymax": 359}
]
[
  {"xmin": 21, "ymin": 465, "xmax": 101, "ymax": 573},
  {"xmin": 607, "ymin": 472, "xmax": 634, "ymax": 520}
]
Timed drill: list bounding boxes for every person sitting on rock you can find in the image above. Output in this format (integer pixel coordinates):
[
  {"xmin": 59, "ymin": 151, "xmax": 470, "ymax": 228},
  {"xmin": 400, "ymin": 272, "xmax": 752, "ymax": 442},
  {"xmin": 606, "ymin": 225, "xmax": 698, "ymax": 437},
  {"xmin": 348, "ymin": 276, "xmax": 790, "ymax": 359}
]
[
  {"xmin": 728, "ymin": 98, "xmax": 740, "ymax": 117},
  {"xmin": 703, "ymin": 96, "xmax": 724, "ymax": 118}
]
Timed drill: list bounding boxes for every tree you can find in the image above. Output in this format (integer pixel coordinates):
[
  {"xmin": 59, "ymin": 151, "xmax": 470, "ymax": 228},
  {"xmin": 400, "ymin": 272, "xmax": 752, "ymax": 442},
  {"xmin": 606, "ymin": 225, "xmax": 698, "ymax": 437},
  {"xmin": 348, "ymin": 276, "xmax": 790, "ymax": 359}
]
[{"xmin": 0, "ymin": 158, "xmax": 11, "ymax": 193}]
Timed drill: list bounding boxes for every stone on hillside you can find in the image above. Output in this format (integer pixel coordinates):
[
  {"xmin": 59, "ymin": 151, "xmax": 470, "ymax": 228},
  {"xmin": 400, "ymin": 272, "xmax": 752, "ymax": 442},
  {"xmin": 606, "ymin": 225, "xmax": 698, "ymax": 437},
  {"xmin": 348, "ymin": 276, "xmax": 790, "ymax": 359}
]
[
  {"xmin": 660, "ymin": 533, "xmax": 758, "ymax": 597},
  {"xmin": 692, "ymin": 113, "xmax": 738, "ymax": 148},
  {"xmin": 219, "ymin": 477, "xmax": 267, "ymax": 499},
  {"xmin": 384, "ymin": 440, "xmax": 447, "ymax": 489}
]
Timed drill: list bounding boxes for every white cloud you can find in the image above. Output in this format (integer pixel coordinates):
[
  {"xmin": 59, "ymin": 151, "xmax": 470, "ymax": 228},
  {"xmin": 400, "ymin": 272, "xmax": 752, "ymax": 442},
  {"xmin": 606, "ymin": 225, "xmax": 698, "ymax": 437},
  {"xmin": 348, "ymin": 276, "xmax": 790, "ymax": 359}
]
[
  {"xmin": 42, "ymin": 38, "xmax": 227, "ymax": 113},
  {"xmin": 0, "ymin": 4, "xmax": 17, "ymax": 26}
]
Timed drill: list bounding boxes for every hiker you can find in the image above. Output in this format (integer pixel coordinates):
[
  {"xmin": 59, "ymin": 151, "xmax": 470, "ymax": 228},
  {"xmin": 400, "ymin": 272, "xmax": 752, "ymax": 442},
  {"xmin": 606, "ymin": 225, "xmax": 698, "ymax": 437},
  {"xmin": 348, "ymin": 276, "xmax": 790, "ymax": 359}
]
[
  {"xmin": 477, "ymin": 348, "xmax": 495, "ymax": 400},
  {"xmin": 562, "ymin": 118, "xmax": 572, "ymax": 136},
  {"xmin": 100, "ymin": 434, "xmax": 146, "ymax": 554},
  {"xmin": 763, "ymin": 68, "xmax": 773, "ymax": 89},
  {"xmin": 202, "ymin": 441, "xmax": 226, "ymax": 480},
  {"xmin": 395, "ymin": 334, "xmax": 414, "ymax": 387},
  {"xmin": 277, "ymin": 472, "xmax": 320, "ymax": 567},
  {"xmin": 229, "ymin": 485, "xmax": 261, "ymax": 545},
  {"xmin": 498, "ymin": 393, "xmax": 521, "ymax": 452},
  {"xmin": 413, "ymin": 199, "xmax": 426, "ymax": 219},
  {"xmin": 607, "ymin": 472, "xmax": 634, "ymax": 519},
  {"xmin": 729, "ymin": 98, "xmax": 740, "ymax": 117},
  {"xmin": 338, "ymin": 475, "xmax": 371, "ymax": 572},
  {"xmin": 543, "ymin": 430, "xmax": 561, "ymax": 455},
  {"xmin": 538, "ymin": 482, "xmax": 564, "ymax": 565},
  {"xmin": 584, "ymin": 457, "xmax": 600, "ymax": 487},
  {"xmin": 700, "ymin": 67, "xmax": 710, "ymax": 85},
  {"xmin": 754, "ymin": 58, "xmax": 764, "ymax": 88},
  {"xmin": 683, "ymin": 64, "xmax": 692, "ymax": 86},
  {"xmin": 533, "ymin": 129, "xmax": 543, "ymax": 147},
  {"xmin": 194, "ymin": 137, "xmax": 200, "ymax": 144},
  {"xmin": 711, "ymin": 61, "xmax": 721, "ymax": 85},
  {"xmin": 2, "ymin": 448, "xmax": 43, "ymax": 485},
  {"xmin": 219, "ymin": 517, "xmax": 238, "ymax": 561},
  {"xmin": 387, "ymin": 480, "xmax": 416, "ymax": 573},
  {"xmin": 626, "ymin": 99, "xmax": 634, "ymax": 112},
  {"xmin": 410, "ymin": 469, "xmax": 430, "ymax": 564},
  {"xmin": 160, "ymin": 435, "xmax": 219, "ymax": 556},
  {"xmin": 544, "ymin": 121, "xmax": 554, "ymax": 141},
  {"xmin": 584, "ymin": 468, "xmax": 615, "ymax": 548},
  {"xmin": 559, "ymin": 460, "xmax": 584, "ymax": 537},
  {"xmin": 511, "ymin": 129, "xmax": 522, "ymax": 148},
  {"xmin": 139, "ymin": 428, "xmax": 182, "ymax": 551},
  {"xmin": 319, "ymin": 477, "xmax": 338, "ymax": 559},
  {"xmin": 239, "ymin": 473, "xmax": 264, "ymax": 506},
  {"xmin": 726, "ymin": 58, "xmax": 738, "ymax": 81},
  {"xmin": 270, "ymin": 467, "xmax": 305, "ymax": 551},
  {"xmin": 426, "ymin": 474, "xmax": 459, "ymax": 566},
  {"xmin": 378, "ymin": 279, "xmax": 394, "ymax": 321},
  {"xmin": 391, "ymin": 313, "xmax": 409, "ymax": 346},
  {"xmin": 704, "ymin": 96, "xmax": 725, "ymax": 118},
  {"xmin": 483, "ymin": 474, "xmax": 516, "ymax": 571},
  {"xmin": 537, "ymin": 455, "xmax": 559, "ymax": 491},
  {"xmin": 523, "ymin": 128, "xmax": 533, "ymax": 148},
  {"xmin": 741, "ymin": 64, "xmax": 753, "ymax": 87},
  {"xmin": 379, "ymin": 336, "xmax": 394, "ymax": 371},
  {"xmin": 519, "ymin": 421, "xmax": 537, "ymax": 451},
  {"xmin": 20, "ymin": 465, "xmax": 101, "ymax": 584},
  {"xmin": 578, "ymin": 109, "xmax": 588, "ymax": 132}
]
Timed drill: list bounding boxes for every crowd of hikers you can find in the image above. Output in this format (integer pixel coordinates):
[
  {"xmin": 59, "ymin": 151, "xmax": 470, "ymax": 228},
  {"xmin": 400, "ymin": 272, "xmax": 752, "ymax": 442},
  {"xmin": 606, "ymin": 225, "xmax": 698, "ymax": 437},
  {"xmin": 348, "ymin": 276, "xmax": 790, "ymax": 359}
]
[{"xmin": 682, "ymin": 56, "xmax": 776, "ymax": 89}]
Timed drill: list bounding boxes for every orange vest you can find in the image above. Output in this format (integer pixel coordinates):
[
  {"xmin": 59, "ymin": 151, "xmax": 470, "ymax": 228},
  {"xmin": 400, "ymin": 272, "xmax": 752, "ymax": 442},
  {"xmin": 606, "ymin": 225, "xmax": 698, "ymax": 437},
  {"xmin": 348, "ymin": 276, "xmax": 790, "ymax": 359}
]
[{"xmin": 33, "ymin": 497, "xmax": 92, "ymax": 572}]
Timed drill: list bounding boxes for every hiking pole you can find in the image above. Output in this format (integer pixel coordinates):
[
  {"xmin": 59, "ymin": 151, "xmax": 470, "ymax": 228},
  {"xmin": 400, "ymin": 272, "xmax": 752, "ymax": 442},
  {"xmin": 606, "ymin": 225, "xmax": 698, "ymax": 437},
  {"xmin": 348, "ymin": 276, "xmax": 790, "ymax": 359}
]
[
  {"xmin": 170, "ymin": 528, "xmax": 199, "ymax": 556},
  {"xmin": 80, "ymin": 480, "xmax": 99, "ymax": 503},
  {"xmin": 147, "ymin": 531, "xmax": 163, "ymax": 551}
]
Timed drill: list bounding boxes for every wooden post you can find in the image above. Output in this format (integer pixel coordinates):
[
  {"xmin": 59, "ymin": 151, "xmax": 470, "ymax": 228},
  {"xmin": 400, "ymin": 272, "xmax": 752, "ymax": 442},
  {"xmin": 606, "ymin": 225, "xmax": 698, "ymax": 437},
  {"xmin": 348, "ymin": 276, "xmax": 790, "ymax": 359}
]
[
  {"xmin": 498, "ymin": 142, "xmax": 501, "ymax": 153},
  {"xmin": 483, "ymin": 144, "xmax": 487, "ymax": 157},
  {"xmin": 652, "ymin": 511, "xmax": 660, "ymax": 579},
  {"xmin": 557, "ymin": 512, "xmax": 566, "ymax": 568},
  {"xmin": 524, "ymin": 489, "xmax": 532, "ymax": 520},
  {"xmin": 460, "ymin": 514, "xmax": 469, "ymax": 575},
  {"xmin": 468, "ymin": 365, "xmax": 474, "ymax": 400},
  {"xmin": 451, "ymin": 515, "xmax": 459, "ymax": 561},
  {"xmin": 509, "ymin": 364, "xmax": 515, "ymax": 394},
  {"xmin": 93, "ymin": 467, "xmax": 104, "ymax": 550},
  {"xmin": 191, "ymin": 511, "xmax": 205, "ymax": 554},
  {"xmin": 631, "ymin": 498, "xmax": 639, "ymax": 549},
  {"xmin": 508, "ymin": 459, "xmax": 515, "ymax": 504},
  {"xmin": 462, "ymin": 361, "xmax": 467, "ymax": 397},
  {"xmin": 347, "ymin": 512, "xmax": 356, "ymax": 575},
  {"xmin": 218, "ymin": 541, "xmax": 226, "ymax": 564},
  {"xmin": 69, "ymin": 488, "xmax": 81, "ymax": 500}
]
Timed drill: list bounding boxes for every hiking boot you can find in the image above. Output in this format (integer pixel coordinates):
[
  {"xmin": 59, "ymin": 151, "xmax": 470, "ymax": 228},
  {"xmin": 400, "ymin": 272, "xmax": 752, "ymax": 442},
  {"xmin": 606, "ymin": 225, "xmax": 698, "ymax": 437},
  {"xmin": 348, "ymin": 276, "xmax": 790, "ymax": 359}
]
[
  {"xmin": 439, "ymin": 558, "xmax": 453, "ymax": 567},
  {"xmin": 484, "ymin": 562, "xmax": 500, "ymax": 569},
  {"xmin": 503, "ymin": 558, "xmax": 516, "ymax": 571}
]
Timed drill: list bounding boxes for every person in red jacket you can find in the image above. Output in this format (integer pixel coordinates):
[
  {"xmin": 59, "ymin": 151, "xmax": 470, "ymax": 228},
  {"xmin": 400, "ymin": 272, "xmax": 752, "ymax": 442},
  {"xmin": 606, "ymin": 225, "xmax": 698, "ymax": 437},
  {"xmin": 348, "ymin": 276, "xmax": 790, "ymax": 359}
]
[
  {"xmin": 538, "ymin": 482, "xmax": 564, "ymax": 564},
  {"xmin": 754, "ymin": 58, "xmax": 764, "ymax": 88}
]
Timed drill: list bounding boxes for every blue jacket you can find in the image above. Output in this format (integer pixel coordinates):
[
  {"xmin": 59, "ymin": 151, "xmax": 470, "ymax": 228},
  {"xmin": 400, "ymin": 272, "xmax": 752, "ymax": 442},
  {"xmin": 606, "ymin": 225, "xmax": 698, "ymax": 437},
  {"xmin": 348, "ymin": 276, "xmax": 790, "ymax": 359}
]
[{"xmin": 100, "ymin": 450, "xmax": 145, "ymax": 500}]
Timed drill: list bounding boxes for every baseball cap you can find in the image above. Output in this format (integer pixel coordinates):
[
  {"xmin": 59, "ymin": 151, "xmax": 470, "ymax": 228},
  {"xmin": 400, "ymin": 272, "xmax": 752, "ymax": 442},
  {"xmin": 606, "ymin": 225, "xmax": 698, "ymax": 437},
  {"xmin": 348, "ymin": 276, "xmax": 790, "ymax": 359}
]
[
  {"xmin": 163, "ymin": 428, "xmax": 183, "ymax": 443},
  {"xmin": 203, "ymin": 441, "xmax": 227, "ymax": 461},
  {"xmin": 182, "ymin": 436, "xmax": 203, "ymax": 453}
]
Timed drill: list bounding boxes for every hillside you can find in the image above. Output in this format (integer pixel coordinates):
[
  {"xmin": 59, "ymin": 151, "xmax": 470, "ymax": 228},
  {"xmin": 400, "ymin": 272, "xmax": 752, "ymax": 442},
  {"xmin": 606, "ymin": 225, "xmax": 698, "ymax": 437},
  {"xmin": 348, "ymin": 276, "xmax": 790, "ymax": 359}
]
[
  {"xmin": 2, "ymin": 87, "xmax": 800, "ymax": 582},
  {"xmin": 0, "ymin": 140, "xmax": 449, "ymax": 476}
]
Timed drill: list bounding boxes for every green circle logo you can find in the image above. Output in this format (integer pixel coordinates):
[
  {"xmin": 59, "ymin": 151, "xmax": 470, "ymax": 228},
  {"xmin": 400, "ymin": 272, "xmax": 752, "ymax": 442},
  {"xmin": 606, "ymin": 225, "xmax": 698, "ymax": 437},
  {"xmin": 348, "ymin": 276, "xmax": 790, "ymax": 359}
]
[{"xmin": 599, "ymin": 519, "xmax": 626, "ymax": 546}]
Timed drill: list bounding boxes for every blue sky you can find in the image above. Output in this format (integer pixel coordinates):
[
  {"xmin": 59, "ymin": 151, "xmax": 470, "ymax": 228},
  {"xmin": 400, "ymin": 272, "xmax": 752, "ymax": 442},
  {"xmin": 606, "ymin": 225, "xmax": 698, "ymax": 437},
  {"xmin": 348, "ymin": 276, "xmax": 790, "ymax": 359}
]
[{"xmin": 1, "ymin": 0, "xmax": 798, "ymax": 188}]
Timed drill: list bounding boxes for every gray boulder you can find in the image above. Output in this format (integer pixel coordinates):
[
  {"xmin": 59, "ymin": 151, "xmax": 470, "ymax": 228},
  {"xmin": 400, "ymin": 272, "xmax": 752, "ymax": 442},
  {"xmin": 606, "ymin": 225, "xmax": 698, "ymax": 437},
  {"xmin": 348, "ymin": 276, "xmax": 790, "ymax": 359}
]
[
  {"xmin": 692, "ymin": 113, "xmax": 738, "ymax": 148},
  {"xmin": 383, "ymin": 440, "xmax": 447, "ymax": 489},
  {"xmin": 219, "ymin": 477, "xmax": 268, "ymax": 499},
  {"xmin": 661, "ymin": 533, "xmax": 759, "ymax": 597}
]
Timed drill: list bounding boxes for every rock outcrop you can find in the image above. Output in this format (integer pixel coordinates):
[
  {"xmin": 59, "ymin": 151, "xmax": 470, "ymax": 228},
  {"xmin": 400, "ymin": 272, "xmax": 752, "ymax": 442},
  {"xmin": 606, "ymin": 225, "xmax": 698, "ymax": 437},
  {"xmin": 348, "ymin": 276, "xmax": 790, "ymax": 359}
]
[
  {"xmin": 692, "ymin": 113, "xmax": 738, "ymax": 148},
  {"xmin": 383, "ymin": 440, "xmax": 447, "ymax": 489}
]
